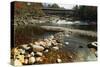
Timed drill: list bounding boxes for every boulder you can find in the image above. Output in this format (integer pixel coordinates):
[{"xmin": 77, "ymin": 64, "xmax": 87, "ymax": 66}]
[
  {"xmin": 29, "ymin": 57, "xmax": 35, "ymax": 64},
  {"xmin": 32, "ymin": 45, "xmax": 44, "ymax": 52}
]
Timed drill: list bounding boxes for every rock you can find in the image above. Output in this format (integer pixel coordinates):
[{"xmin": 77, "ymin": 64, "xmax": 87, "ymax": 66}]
[
  {"xmin": 44, "ymin": 49, "xmax": 49, "ymax": 53},
  {"xmin": 52, "ymin": 40, "xmax": 58, "ymax": 46},
  {"xmin": 95, "ymin": 51, "xmax": 97, "ymax": 57},
  {"xmin": 29, "ymin": 43, "xmax": 34, "ymax": 46},
  {"xmin": 46, "ymin": 41, "xmax": 52, "ymax": 47},
  {"xmin": 39, "ymin": 41, "xmax": 46, "ymax": 47},
  {"xmin": 30, "ymin": 52, "xmax": 35, "ymax": 56},
  {"xmin": 27, "ymin": 54, "xmax": 31, "ymax": 58},
  {"xmin": 32, "ymin": 45, "xmax": 44, "ymax": 52},
  {"xmin": 36, "ymin": 57, "xmax": 43, "ymax": 62},
  {"xmin": 49, "ymin": 35, "xmax": 54, "ymax": 40},
  {"xmin": 34, "ymin": 42, "xmax": 40, "ymax": 45},
  {"xmin": 29, "ymin": 57, "xmax": 35, "ymax": 64},
  {"xmin": 56, "ymin": 59, "xmax": 62, "ymax": 63},
  {"xmin": 21, "ymin": 44, "xmax": 30, "ymax": 50},
  {"xmin": 79, "ymin": 46, "xmax": 83, "ymax": 48},
  {"xmin": 65, "ymin": 34, "xmax": 70, "ymax": 37},
  {"xmin": 65, "ymin": 42, "xmax": 69, "ymax": 45},
  {"xmin": 36, "ymin": 52, "xmax": 43, "ymax": 57},
  {"xmin": 52, "ymin": 46, "xmax": 59, "ymax": 50},
  {"xmin": 14, "ymin": 59, "xmax": 22, "ymax": 66},
  {"xmin": 12, "ymin": 48, "xmax": 20, "ymax": 56},
  {"xmin": 16, "ymin": 55, "xmax": 24, "ymax": 63},
  {"xmin": 58, "ymin": 43, "xmax": 63, "ymax": 46},
  {"xmin": 24, "ymin": 58, "xmax": 29, "ymax": 64},
  {"xmin": 87, "ymin": 41, "xmax": 97, "ymax": 50},
  {"xmin": 18, "ymin": 49, "xmax": 25, "ymax": 54}
]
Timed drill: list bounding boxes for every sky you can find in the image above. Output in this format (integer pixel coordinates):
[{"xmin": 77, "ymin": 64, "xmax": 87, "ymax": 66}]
[{"xmin": 43, "ymin": 3, "xmax": 76, "ymax": 9}]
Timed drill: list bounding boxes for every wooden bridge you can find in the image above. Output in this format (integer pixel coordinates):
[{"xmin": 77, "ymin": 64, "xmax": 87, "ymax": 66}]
[{"xmin": 41, "ymin": 8, "xmax": 74, "ymax": 16}]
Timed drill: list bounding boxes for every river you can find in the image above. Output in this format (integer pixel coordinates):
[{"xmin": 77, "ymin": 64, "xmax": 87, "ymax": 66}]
[{"xmin": 14, "ymin": 20, "xmax": 97, "ymax": 63}]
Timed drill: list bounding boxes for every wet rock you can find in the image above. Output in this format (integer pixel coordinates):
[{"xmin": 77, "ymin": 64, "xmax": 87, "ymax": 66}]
[
  {"xmin": 52, "ymin": 46, "xmax": 59, "ymax": 50},
  {"xmin": 36, "ymin": 52, "xmax": 43, "ymax": 57},
  {"xmin": 14, "ymin": 59, "xmax": 22, "ymax": 66},
  {"xmin": 87, "ymin": 41, "xmax": 97, "ymax": 50},
  {"xmin": 65, "ymin": 42, "xmax": 69, "ymax": 45},
  {"xmin": 29, "ymin": 57, "xmax": 35, "ymax": 64},
  {"xmin": 56, "ymin": 59, "xmax": 62, "ymax": 63},
  {"xmin": 32, "ymin": 45, "xmax": 44, "ymax": 52}
]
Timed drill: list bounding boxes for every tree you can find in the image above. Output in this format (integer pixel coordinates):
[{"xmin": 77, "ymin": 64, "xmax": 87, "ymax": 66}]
[{"xmin": 73, "ymin": 5, "xmax": 97, "ymax": 21}]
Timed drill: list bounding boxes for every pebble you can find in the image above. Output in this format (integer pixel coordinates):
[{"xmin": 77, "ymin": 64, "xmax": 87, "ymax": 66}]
[{"xmin": 29, "ymin": 57, "xmax": 35, "ymax": 64}]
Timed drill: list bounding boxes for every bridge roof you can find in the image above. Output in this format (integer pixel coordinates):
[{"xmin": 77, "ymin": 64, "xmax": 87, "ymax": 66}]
[{"xmin": 42, "ymin": 8, "xmax": 74, "ymax": 11}]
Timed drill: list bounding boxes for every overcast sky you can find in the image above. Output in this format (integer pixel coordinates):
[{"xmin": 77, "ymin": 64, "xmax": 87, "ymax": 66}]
[{"xmin": 43, "ymin": 3, "xmax": 76, "ymax": 9}]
